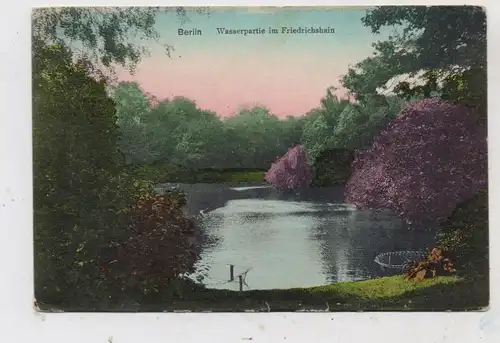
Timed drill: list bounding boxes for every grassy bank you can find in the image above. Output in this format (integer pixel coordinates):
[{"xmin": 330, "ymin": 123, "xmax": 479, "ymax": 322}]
[
  {"xmin": 38, "ymin": 275, "xmax": 488, "ymax": 312},
  {"xmin": 158, "ymin": 275, "xmax": 488, "ymax": 312},
  {"xmin": 127, "ymin": 164, "xmax": 266, "ymax": 184},
  {"xmin": 190, "ymin": 170, "xmax": 265, "ymax": 183}
]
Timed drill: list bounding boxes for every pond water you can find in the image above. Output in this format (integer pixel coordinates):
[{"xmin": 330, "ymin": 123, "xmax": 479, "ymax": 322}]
[{"xmin": 156, "ymin": 183, "xmax": 435, "ymax": 291}]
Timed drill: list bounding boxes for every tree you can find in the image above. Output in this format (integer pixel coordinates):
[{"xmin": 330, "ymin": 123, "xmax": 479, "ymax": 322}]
[
  {"xmin": 32, "ymin": 7, "xmax": 208, "ymax": 77},
  {"xmin": 319, "ymin": 86, "xmax": 350, "ymax": 128},
  {"xmin": 362, "ymin": 6, "xmax": 486, "ymax": 70},
  {"xmin": 173, "ymin": 117, "xmax": 225, "ymax": 169},
  {"xmin": 344, "ymin": 98, "xmax": 487, "ymax": 228},
  {"xmin": 223, "ymin": 106, "xmax": 285, "ymax": 169},
  {"xmin": 111, "ymin": 82, "xmax": 150, "ymax": 126},
  {"xmin": 281, "ymin": 116, "xmax": 307, "ymax": 149},
  {"xmin": 342, "ymin": 6, "xmax": 486, "ymax": 106},
  {"xmin": 110, "ymin": 81, "xmax": 154, "ymax": 163},
  {"xmin": 301, "ymin": 112, "xmax": 333, "ymax": 162},
  {"xmin": 265, "ymin": 145, "xmax": 313, "ymax": 190},
  {"xmin": 32, "ymin": 7, "xmax": 209, "ymax": 308},
  {"xmin": 333, "ymin": 104, "xmax": 370, "ymax": 146},
  {"xmin": 33, "ymin": 41, "xmax": 129, "ymax": 305},
  {"xmin": 333, "ymin": 96, "xmax": 408, "ymax": 150}
]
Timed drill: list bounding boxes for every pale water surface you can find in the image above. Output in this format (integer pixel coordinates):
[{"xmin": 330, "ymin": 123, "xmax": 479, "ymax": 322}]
[{"xmin": 157, "ymin": 183, "xmax": 434, "ymax": 290}]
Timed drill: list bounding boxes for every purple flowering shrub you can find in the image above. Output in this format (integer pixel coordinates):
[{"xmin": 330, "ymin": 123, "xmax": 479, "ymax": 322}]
[
  {"xmin": 265, "ymin": 145, "xmax": 313, "ymax": 190},
  {"xmin": 344, "ymin": 98, "xmax": 487, "ymax": 228}
]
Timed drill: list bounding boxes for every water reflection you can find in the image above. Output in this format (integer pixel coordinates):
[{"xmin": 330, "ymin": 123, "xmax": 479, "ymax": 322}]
[
  {"xmin": 195, "ymin": 203, "xmax": 327, "ymax": 290},
  {"xmin": 159, "ymin": 183, "xmax": 435, "ymax": 290}
]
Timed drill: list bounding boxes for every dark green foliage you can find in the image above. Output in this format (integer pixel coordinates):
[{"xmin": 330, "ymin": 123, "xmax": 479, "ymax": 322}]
[
  {"xmin": 436, "ymin": 189, "xmax": 488, "ymax": 279},
  {"xmin": 440, "ymin": 67, "xmax": 487, "ymax": 120},
  {"xmin": 342, "ymin": 6, "xmax": 486, "ymax": 104},
  {"xmin": 100, "ymin": 181, "xmax": 200, "ymax": 304},
  {"xmin": 33, "ymin": 41, "xmax": 129, "ymax": 306},
  {"xmin": 111, "ymin": 80, "xmax": 408, "ymax": 176},
  {"xmin": 32, "ymin": 7, "xmax": 213, "ymax": 308},
  {"xmin": 362, "ymin": 6, "xmax": 486, "ymax": 70},
  {"xmin": 33, "ymin": 41, "xmax": 200, "ymax": 308},
  {"xmin": 311, "ymin": 148, "xmax": 354, "ymax": 187},
  {"xmin": 111, "ymin": 84, "xmax": 306, "ymax": 170},
  {"xmin": 124, "ymin": 164, "xmax": 166, "ymax": 184},
  {"xmin": 302, "ymin": 92, "xmax": 408, "ymax": 164}
]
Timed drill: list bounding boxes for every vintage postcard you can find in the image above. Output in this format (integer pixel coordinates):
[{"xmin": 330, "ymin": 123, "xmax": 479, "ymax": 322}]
[{"xmin": 32, "ymin": 6, "xmax": 488, "ymax": 312}]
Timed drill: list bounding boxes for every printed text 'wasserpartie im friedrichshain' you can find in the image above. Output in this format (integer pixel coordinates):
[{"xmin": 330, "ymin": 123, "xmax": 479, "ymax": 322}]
[{"xmin": 178, "ymin": 26, "xmax": 336, "ymax": 36}]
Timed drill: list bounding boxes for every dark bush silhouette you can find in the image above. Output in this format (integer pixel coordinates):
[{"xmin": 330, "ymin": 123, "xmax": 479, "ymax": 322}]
[
  {"xmin": 311, "ymin": 148, "xmax": 354, "ymax": 186},
  {"xmin": 100, "ymin": 181, "xmax": 201, "ymax": 301},
  {"xmin": 33, "ymin": 41, "xmax": 128, "ymax": 306},
  {"xmin": 436, "ymin": 189, "xmax": 488, "ymax": 278}
]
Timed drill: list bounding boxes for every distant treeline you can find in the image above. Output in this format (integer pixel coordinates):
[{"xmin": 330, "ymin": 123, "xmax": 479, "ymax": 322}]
[{"xmin": 111, "ymin": 83, "xmax": 412, "ymax": 172}]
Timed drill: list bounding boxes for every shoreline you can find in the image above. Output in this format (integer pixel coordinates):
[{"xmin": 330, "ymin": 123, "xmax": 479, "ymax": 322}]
[{"xmin": 36, "ymin": 275, "xmax": 488, "ymax": 312}]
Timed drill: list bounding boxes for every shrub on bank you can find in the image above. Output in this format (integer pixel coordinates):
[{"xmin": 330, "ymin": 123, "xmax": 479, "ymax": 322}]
[
  {"xmin": 99, "ymin": 180, "xmax": 201, "ymax": 303},
  {"xmin": 403, "ymin": 247, "xmax": 456, "ymax": 281},
  {"xmin": 436, "ymin": 189, "xmax": 488, "ymax": 278},
  {"xmin": 265, "ymin": 145, "xmax": 313, "ymax": 190},
  {"xmin": 344, "ymin": 98, "xmax": 487, "ymax": 228}
]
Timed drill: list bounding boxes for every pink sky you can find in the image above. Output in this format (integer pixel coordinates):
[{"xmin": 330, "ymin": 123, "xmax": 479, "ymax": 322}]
[
  {"xmin": 115, "ymin": 9, "xmax": 379, "ymax": 118},
  {"xmin": 117, "ymin": 52, "xmax": 352, "ymax": 118}
]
